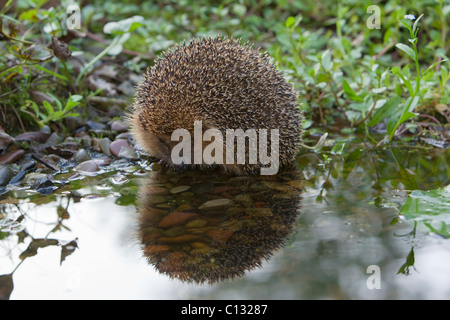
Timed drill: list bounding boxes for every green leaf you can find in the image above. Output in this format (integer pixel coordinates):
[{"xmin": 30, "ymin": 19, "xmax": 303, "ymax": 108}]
[
  {"xmin": 396, "ymin": 43, "xmax": 416, "ymax": 61},
  {"xmin": 400, "ymin": 20, "xmax": 412, "ymax": 33},
  {"xmin": 321, "ymin": 50, "xmax": 332, "ymax": 72},
  {"xmin": 369, "ymin": 96, "xmax": 401, "ymax": 127},
  {"xmin": 103, "ymin": 15, "xmax": 145, "ymax": 35},
  {"xmin": 421, "ymin": 59, "xmax": 448, "ymax": 78},
  {"xmin": 392, "ymin": 67, "xmax": 414, "ymax": 96},
  {"xmin": 342, "ymin": 79, "xmax": 364, "ymax": 102},
  {"xmin": 412, "ymin": 14, "xmax": 424, "ymax": 36},
  {"xmin": 399, "ymin": 184, "xmax": 450, "ymax": 238},
  {"xmin": 285, "ymin": 16, "xmax": 295, "ymax": 28},
  {"xmin": 42, "ymin": 101, "xmax": 54, "ymax": 115},
  {"xmin": 398, "ymin": 111, "xmax": 418, "ymax": 124}
]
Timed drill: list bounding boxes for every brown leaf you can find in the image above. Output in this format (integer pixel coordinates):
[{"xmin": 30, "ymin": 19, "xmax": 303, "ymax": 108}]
[
  {"xmin": 51, "ymin": 36, "xmax": 72, "ymax": 61},
  {"xmin": 19, "ymin": 238, "xmax": 59, "ymax": 260},
  {"xmin": 0, "ymin": 274, "xmax": 13, "ymax": 300},
  {"xmin": 60, "ymin": 239, "xmax": 78, "ymax": 265},
  {"xmin": 14, "ymin": 131, "xmax": 49, "ymax": 143}
]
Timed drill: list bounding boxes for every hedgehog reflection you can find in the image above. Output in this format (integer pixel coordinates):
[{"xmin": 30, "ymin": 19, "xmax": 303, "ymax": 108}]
[{"xmin": 136, "ymin": 165, "xmax": 302, "ymax": 284}]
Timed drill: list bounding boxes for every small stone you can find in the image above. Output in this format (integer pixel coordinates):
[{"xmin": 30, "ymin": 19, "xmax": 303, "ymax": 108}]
[
  {"xmin": 64, "ymin": 116, "xmax": 84, "ymax": 132},
  {"xmin": 147, "ymin": 195, "xmax": 168, "ymax": 205},
  {"xmin": 45, "ymin": 146, "xmax": 75, "ymax": 159},
  {"xmin": 162, "ymin": 226, "xmax": 186, "ymax": 237},
  {"xmin": 0, "ymin": 132, "xmax": 14, "ymax": 150},
  {"xmin": 110, "ymin": 120, "xmax": 128, "ymax": 133},
  {"xmin": 158, "ymin": 211, "xmax": 199, "ymax": 228},
  {"xmin": 191, "ymin": 242, "xmax": 208, "ymax": 249},
  {"xmin": 118, "ymin": 145, "xmax": 138, "ymax": 160},
  {"xmin": 186, "ymin": 219, "xmax": 208, "ymax": 228},
  {"xmin": 40, "ymin": 125, "xmax": 51, "ymax": 135},
  {"xmin": 24, "ymin": 172, "xmax": 48, "ymax": 185},
  {"xmin": 170, "ymin": 185, "xmax": 191, "ymax": 194},
  {"xmin": 86, "ymin": 120, "xmax": 107, "ymax": 131},
  {"xmin": 175, "ymin": 204, "xmax": 195, "ymax": 212},
  {"xmin": 206, "ymin": 229, "xmax": 233, "ymax": 243},
  {"xmin": 0, "ymin": 165, "xmax": 15, "ymax": 186},
  {"xmin": 115, "ymin": 132, "xmax": 129, "ymax": 140},
  {"xmin": 245, "ymin": 207, "xmax": 273, "ymax": 217},
  {"xmin": 75, "ymin": 160, "xmax": 99, "ymax": 173},
  {"xmin": 0, "ymin": 149, "xmax": 25, "ymax": 165},
  {"xmin": 14, "ymin": 131, "xmax": 49, "ymax": 143},
  {"xmin": 91, "ymin": 158, "xmax": 113, "ymax": 167},
  {"xmin": 144, "ymin": 185, "xmax": 168, "ymax": 195},
  {"xmin": 19, "ymin": 159, "xmax": 36, "ymax": 172},
  {"xmin": 144, "ymin": 245, "xmax": 170, "ymax": 254},
  {"xmin": 75, "ymin": 149, "xmax": 91, "ymax": 163},
  {"xmin": 32, "ymin": 177, "xmax": 55, "ymax": 195},
  {"xmin": 199, "ymin": 198, "xmax": 234, "ymax": 210},
  {"xmin": 287, "ymin": 180, "xmax": 304, "ymax": 189},
  {"xmin": 158, "ymin": 234, "xmax": 200, "ymax": 243},
  {"xmin": 99, "ymin": 137, "xmax": 112, "ymax": 156},
  {"xmin": 191, "ymin": 181, "xmax": 214, "ymax": 194},
  {"xmin": 234, "ymin": 194, "xmax": 253, "ymax": 207},
  {"xmin": 109, "ymin": 139, "xmax": 129, "ymax": 157},
  {"xmin": 45, "ymin": 132, "xmax": 63, "ymax": 146}
]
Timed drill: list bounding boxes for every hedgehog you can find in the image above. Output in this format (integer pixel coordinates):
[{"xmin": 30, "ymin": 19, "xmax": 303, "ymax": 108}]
[
  {"xmin": 129, "ymin": 37, "xmax": 303, "ymax": 175},
  {"xmin": 136, "ymin": 164, "xmax": 302, "ymax": 284}
]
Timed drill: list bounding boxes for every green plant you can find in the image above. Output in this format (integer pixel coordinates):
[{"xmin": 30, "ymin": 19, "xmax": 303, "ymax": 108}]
[
  {"xmin": 21, "ymin": 94, "xmax": 83, "ymax": 127},
  {"xmin": 386, "ymin": 14, "xmax": 446, "ymax": 141}
]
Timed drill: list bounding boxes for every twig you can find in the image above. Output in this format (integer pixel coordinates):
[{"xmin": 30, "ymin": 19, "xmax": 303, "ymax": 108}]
[
  {"xmin": 10, "ymin": 103, "xmax": 26, "ymax": 133},
  {"xmin": 419, "ymin": 113, "xmax": 443, "ymax": 128},
  {"xmin": 85, "ymin": 31, "xmax": 154, "ymax": 60},
  {"xmin": 373, "ymin": 42, "xmax": 395, "ymax": 60},
  {"xmin": 31, "ymin": 153, "xmax": 59, "ymax": 172},
  {"xmin": 354, "ymin": 95, "xmax": 379, "ymax": 127}
]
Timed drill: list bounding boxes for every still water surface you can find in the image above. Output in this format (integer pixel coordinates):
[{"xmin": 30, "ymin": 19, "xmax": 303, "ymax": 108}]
[{"xmin": 1, "ymin": 144, "xmax": 449, "ymax": 299}]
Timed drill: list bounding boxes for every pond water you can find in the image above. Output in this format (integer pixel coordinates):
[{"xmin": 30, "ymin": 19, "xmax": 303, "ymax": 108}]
[{"xmin": 1, "ymin": 143, "xmax": 449, "ymax": 300}]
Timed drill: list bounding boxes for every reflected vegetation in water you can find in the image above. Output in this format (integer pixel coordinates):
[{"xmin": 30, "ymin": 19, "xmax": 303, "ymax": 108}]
[
  {"xmin": 137, "ymin": 165, "xmax": 302, "ymax": 284},
  {"xmin": 0, "ymin": 143, "xmax": 449, "ymax": 299}
]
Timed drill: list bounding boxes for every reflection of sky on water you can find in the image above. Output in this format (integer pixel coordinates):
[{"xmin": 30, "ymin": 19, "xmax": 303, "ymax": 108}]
[{"xmin": 3, "ymin": 187, "xmax": 450, "ymax": 299}]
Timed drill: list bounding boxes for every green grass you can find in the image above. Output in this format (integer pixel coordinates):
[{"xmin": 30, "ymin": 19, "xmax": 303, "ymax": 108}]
[{"xmin": 0, "ymin": 0, "xmax": 449, "ymax": 144}]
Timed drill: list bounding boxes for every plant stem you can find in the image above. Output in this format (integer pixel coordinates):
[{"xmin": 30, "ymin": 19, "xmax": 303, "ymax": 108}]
[{"xmin": 75, "ymin": 35, "xmax": 121, "ymax": 87}]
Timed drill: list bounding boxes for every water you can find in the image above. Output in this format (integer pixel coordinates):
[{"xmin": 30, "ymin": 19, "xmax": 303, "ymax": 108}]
[{"xmin": 1, "ymin": 143, "xmax": 449, "ymax": 299}]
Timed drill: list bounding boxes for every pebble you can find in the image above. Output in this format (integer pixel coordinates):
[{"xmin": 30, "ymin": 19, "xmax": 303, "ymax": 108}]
[
  {"xmin": 99, "ymin": 137, "xmax": 112, "ymax": 156},
  {"xmin": 144, "ymin": 245, "xmax": 170, "ymax": 254},
  {"xmin": 206, "ymin": 229, "xmax": 233, "ymax": 243},
  {"xmin": 198, "ymin": 198, "xmax": 234, "ymax": 210},
  {"xmin": 109, "ymin": 139, "xmax": 129, "ymax": 157},
  {"xmin": 158, "ymin": 234, "xmax": 200, "ymax": 243},
  {"xmin": 186, "ymin": 219, "xmax": 208, "ymax": 228},
  {"xmin": 145, "ymin": 185, "xmax": 169, "ymax": 195},
  {"xmin": 91, "ymin": 157, "xmax": 113, "ymax": 167},
  {"xmin": 118, "ymin": 145, "xmax": 138, "ymax": 160},
  {"xmin": 110, "ymin": 120, "xmax": 128, "ymax": 133},
  {"xmin": 0, "ymin": 149, "xmax": 25, "ymax": 164},
  {"xmin": 75, "ymin": 149, "xmax": 91, "ymax": 162},
  {"xmin": 32, "ymin": 176, "xmax": 55, "ymax": 195},
  {"xmin": 86, "ymin": 120, "xmax": 107, "ymax": 131},
  {"xmin": 45, "ymin": 132, "xmax": 63, "ymax": 146},
  {"xmin": 170, "ymin": 185, "xmax": 191, "ymax": 194},
  {"xmin": 24, "ymin": 172, "xmax": 48, "ymax": 185},
  {"xmin": 0, "ymin": 132, "xmax": 14, "ymax": 150},
  {"xmin": 64, "ymin": 116, "xmax": 84, "ymax": 132},
  {"xmin": 14, "ymin": 131, "xmax": 49, "ymax": 143},
  {"xmin": 158, "ymin": 211, "xmax": 199, "ymax": 228},
  {"xmin": 75, "ymin": 160, "xmax": 99, "ymax": 173},
  {"xmin": 109, "ymin": 139, "xmax": 138, "ymax": 160},
  {"xmin": 0, "ymin": 165, "xmax": 15, "ymax": 186}
]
